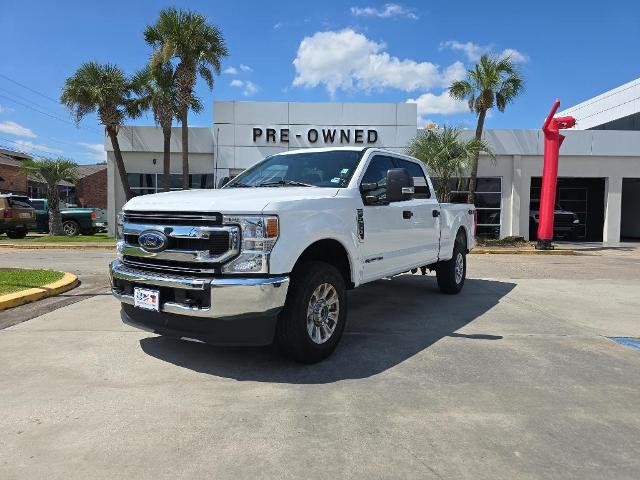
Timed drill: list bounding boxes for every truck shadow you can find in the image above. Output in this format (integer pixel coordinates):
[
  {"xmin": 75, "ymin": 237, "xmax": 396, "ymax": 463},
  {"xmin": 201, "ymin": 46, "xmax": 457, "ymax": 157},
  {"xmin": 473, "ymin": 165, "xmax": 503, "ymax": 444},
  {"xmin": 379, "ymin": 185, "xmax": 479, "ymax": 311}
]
[{"xmin": 139, "ymin": 275, "xmax": 516, "ymax": 384}]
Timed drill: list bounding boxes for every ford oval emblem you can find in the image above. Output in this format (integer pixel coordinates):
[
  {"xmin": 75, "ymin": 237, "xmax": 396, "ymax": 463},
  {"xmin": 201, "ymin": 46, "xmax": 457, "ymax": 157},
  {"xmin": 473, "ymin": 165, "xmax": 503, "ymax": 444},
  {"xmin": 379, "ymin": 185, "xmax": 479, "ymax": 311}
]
[{"xmin": 138, "ymin": 231, "xmax": 168, "ymax": 253}]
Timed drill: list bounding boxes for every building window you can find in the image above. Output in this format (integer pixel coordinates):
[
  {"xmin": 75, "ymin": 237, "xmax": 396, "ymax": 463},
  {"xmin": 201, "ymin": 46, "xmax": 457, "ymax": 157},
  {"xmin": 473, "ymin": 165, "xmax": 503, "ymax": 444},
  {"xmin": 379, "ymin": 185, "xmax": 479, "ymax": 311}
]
[
  {"xmin": 127, "ymin": 173, "xmax": 215, "ymax": 195},
  {"xmin": 433, "ymin": 177, "xmax": 502, "ymax": 238}
]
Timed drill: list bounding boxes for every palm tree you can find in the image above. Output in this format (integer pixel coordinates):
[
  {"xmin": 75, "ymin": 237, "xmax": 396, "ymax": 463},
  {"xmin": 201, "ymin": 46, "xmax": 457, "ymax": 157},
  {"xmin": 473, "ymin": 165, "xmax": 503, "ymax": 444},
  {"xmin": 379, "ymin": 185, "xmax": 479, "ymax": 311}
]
[
  {"xmin": 144, "ymin": 7, "xmax": 228, "ymax": 189},
  {"xmin": 20, "ymin": 157, "xmax": 78, "ymax": 236},
  {"xmin": 61, "ymin": 62, "xmax": 135, "ymax": 201},
  {"xmin": 407, "ymin": 126, "xmax": 494, "ymax": 202},
  {"xmin": 130, "ymin": 64, "xmax": 203, "ymax": 192},
  {"xmin": 449, "ymin": 54, "xmax": 524, "ymax": 203}
]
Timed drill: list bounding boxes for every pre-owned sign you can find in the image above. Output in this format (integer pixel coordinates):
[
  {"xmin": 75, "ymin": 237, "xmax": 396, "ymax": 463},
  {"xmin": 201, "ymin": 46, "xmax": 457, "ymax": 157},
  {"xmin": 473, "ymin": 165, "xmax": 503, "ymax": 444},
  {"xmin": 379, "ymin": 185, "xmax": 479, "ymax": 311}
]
[{"xmin": 252, "ymin": 127, "xmax": 378, "ymax": 145}]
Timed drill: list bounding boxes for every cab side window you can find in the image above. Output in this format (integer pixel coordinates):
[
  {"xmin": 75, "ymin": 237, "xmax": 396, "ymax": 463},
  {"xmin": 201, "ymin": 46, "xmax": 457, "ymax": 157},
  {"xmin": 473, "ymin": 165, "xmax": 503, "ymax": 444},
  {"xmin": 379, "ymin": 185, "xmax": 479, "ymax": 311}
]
[
  {"xmin": 394, "ymin": 159, "xmax": 431, "ymax": 199},
  {"xmin": 361, "ymin": 156, "xmax": 395, "ymax": 203}
]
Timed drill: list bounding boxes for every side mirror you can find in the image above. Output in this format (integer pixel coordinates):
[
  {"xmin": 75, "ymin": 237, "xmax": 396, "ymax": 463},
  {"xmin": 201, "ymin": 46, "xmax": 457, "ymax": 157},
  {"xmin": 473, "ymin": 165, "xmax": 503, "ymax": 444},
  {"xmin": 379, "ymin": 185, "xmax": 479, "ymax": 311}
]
[{"xmin": 386, "ymin": 168, "xmax": 414, "ymax": 202}]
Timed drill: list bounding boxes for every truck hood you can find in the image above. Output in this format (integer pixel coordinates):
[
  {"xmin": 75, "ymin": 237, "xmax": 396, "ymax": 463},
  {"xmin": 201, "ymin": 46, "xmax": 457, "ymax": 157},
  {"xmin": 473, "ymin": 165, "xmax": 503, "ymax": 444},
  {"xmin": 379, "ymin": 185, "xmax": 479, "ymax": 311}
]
[{"xmin": 123, "ymin": 187, "xmax": 341, "ymax": 214}]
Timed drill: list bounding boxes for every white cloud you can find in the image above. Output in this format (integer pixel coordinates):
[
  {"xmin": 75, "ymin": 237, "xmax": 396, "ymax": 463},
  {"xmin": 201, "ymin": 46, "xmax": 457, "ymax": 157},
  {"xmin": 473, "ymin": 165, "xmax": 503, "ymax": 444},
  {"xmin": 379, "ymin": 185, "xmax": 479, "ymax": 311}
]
[
  {"xmin": 223, "ymin": 66, "xmax": 238, "ymax": 74},
  {"xmin": 440, "ymin": 40, "xmax": 528, "ymax": 63},
  {"xmin": 13, "ymin": 140, "xmax": 62, "ymax": 154},
  {"xmin": 351, "ymin": 3, "xmax": 418, "ymax": 19},
  {"xmin": 79, "ymin": 142, "xmax": 107, "ymax": 162},
  {"xmin": 440, "ymin": 40, "xmax": 486, "ymax": 62},
  {"xmin": 292, "ymin": 29, "xmax": 459, "ymax": 96},
  {"xmin": 441, "ymin": 61, "xmax": 466, "ymax": 85},
  {"xmin": 230, "ymin": 79, "xmax": 259, "ymax": 96},
  {"xmin": 0, "ymin": 120, "xmax": 36, "ymax": 138},
  {"xmin": 500, "ymin": 48, "xmax": 528, "ymax": 63},
  {"xmin": 407, "ymin": 92, "xmax": 469, "ymax": 116},
  {"xmin": 239, "ymin": 64, "xmax": 253, "ymax": 72}
]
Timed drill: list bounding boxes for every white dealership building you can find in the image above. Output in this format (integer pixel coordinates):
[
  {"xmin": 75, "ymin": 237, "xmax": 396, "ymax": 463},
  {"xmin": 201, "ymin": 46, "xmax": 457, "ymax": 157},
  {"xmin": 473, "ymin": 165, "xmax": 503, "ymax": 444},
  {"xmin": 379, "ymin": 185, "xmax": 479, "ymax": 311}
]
[{"xmin": 107, "ymin": 78, "xmax": 640, "ymax": 243}]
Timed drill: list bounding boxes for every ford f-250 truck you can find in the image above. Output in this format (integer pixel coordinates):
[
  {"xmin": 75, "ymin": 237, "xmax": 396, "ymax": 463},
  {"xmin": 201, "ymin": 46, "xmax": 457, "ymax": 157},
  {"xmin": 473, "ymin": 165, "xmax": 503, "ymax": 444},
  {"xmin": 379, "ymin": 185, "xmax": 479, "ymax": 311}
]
[{"xmin": 110, "ymin": 147, "xmax": 476, "ymax": 363}]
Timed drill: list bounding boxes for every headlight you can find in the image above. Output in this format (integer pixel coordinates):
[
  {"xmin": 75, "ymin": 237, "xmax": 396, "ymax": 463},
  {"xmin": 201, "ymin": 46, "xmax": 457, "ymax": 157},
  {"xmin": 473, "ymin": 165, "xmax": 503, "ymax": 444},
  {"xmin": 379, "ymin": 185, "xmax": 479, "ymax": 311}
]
[{"xmin": 222, "ymin": 215, "xmax": 279, "ymax": 273}]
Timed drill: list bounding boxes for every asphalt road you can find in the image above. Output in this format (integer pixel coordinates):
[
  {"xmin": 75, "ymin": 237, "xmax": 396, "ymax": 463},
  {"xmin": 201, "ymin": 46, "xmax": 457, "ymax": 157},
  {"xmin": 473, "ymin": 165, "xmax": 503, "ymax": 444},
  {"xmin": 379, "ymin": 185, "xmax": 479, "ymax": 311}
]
[{"xmin": 1, "ymin": 247, "xmax": 640, "ymax": 479}]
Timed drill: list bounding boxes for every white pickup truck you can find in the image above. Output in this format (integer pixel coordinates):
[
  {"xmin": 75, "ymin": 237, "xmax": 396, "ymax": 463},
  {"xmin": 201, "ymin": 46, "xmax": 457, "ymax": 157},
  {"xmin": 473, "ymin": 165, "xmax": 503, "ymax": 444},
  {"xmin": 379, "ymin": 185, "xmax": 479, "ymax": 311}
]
[{"xmin": 110, "ymin": 147, "xmax": 476, "ymax": 363}]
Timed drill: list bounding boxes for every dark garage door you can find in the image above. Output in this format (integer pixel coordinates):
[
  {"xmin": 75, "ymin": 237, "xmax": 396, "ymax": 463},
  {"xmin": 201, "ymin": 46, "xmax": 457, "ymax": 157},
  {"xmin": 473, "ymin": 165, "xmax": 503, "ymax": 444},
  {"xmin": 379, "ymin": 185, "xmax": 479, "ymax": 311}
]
[
  {"xmin": 530, "ymin": 178, "xmax": 605, "ymax": 241},
  {"xmin": 621, "ymin": 178, "xmax": 640, "ymax": 241}
]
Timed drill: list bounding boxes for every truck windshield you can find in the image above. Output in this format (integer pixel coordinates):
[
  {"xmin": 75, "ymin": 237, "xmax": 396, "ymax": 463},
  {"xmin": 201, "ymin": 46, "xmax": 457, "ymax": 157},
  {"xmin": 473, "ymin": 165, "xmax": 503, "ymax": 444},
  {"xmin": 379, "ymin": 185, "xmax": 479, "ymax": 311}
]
[{"xmin": 224, "ymin": 150, "xmax": 363, "ymax": 188}]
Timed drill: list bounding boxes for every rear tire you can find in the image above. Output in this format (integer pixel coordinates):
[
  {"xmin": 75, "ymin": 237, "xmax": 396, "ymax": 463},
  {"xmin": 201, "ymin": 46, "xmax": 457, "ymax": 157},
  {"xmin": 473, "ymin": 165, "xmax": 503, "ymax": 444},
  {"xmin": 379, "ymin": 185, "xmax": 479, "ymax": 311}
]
[
  {"xmin": 276, "ymin": 261, "xmax": 347, "ymax": 363},
  {"xmin": 62, "ymin": 220, "xmax": 80, "ymax": 236},
  {"xmin": 436, "ymin": 236, "xmax": 466, "ymax": 294},
  {"xmin": 6, "ymin": 230, "xmax": 27, "ymax": 239}
]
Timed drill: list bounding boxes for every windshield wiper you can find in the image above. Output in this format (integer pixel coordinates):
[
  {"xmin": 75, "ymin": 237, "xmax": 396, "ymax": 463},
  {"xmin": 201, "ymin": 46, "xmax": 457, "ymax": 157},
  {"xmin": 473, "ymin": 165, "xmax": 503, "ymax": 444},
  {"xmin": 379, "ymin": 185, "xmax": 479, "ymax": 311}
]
[
  {"xmin": 256, "ymin": 180, "xmax": 315, "ymax": 187},
  {"xmin": 226, "ymin": 182, "xmax": 253, "ymax": 188}
]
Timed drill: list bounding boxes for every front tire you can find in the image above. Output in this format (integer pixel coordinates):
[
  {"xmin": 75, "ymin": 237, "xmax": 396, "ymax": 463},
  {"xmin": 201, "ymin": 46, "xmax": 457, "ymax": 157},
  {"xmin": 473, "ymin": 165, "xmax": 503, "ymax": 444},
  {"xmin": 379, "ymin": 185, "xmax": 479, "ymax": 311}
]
[
  {"xmin": 62, "ymin": 220, "xmax": 80, "ymax": 236},
  {"xmin": 276, "ymin": 261, "xmax": 347, "ymax": 363},
  {"xmin": 436, "ymin": 237, "xmax": 466, "ymax": 294}
]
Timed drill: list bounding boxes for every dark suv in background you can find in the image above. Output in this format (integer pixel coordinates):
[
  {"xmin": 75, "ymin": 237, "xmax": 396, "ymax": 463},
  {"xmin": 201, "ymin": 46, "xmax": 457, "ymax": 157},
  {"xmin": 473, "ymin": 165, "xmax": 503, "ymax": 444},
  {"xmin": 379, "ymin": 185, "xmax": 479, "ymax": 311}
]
[
  {"xmin": 529, "ymin": 201, "xmax": 580, "ymax": 240},
  {"xmin": 0, "ymin": 195, "xmax": 36, "ymax": 239}
]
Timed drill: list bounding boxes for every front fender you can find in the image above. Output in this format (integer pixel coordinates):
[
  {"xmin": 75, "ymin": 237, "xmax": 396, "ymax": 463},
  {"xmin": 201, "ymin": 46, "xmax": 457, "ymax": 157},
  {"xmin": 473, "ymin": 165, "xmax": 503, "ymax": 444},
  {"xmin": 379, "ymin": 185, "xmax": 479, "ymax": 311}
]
[{"xmin": 268, "ymin": 207, "xmax": 361, "ymax": 286}]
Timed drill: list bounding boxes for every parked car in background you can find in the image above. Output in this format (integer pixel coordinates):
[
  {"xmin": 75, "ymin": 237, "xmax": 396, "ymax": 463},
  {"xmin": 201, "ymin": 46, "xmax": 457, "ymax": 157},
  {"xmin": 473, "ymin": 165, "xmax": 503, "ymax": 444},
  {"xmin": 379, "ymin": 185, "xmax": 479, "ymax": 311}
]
[
  {"xmin": 0, "ymin": 194, "xmax": 36, "ymax": 239},
  {"xmin": 30, "ymin": 198, "xmax": 98, "ymax": 236},
  {"xmin": 529, "ymin": 201, "xmax": 580, "ymax": 240},
  {"xmin": 93, "ymin": 208, "xmax": 108, "ymax": 232}
]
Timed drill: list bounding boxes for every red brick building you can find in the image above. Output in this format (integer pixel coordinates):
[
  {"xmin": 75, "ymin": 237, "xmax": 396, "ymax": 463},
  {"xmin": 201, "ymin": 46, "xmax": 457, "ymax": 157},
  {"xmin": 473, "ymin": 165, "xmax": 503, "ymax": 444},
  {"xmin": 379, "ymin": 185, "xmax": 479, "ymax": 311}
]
[
  {"xmin": 0, "ymin": 147, "xmax": 107, "ymax": 207},
  {"xmin": 74, "ymin": 165, "xmax": 107, "ymax": 209}
]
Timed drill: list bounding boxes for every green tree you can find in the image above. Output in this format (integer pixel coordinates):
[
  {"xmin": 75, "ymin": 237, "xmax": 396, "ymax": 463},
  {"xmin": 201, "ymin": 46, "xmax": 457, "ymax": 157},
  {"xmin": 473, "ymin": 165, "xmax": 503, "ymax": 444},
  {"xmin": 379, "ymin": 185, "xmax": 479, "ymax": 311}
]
[
  {"xmin": 61, "ymin": 62, "xmax": 135, "ymax": 200},
  {"xmin": 144, "ymin": 7, "xmax": 228, "ymax": 189},
  {"xmin": 20, "ymin": 157, "xmax": 78, "ymax": 236},
  {"xmin": 449, "ymin": 54, "xmax": 523, "ymax": 203},
  {"xmin": 130, "ymin": 64, "xmax": 203, "ymax": 192},
  {"xmin": 407, "ymin": 126, "xmax": 494, "ymax": 202}
]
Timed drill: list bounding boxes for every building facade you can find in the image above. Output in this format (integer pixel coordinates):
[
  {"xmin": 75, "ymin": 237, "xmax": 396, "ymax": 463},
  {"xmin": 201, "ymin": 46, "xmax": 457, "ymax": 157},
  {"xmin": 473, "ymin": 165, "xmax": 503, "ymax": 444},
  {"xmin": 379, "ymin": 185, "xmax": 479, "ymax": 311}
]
[
  {"xmin": 106, "ymin": 98, "xmax": 640, "ymax": 243},
  {"xmin": 0, "ymin": 147, "xmax": 107, "ymax": 207}
]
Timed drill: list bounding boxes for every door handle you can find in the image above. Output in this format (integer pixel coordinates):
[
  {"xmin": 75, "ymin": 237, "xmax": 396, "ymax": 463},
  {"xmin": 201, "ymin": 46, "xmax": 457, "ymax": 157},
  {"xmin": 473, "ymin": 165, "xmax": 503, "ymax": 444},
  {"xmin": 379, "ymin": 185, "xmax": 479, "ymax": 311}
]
[
  {"xmin": 403, "ymin": 210, "xmax": 413, "ymax": 219},
  {"xmin": 432, "ymin": 210, "xmax": 440, "ymax": 218}
]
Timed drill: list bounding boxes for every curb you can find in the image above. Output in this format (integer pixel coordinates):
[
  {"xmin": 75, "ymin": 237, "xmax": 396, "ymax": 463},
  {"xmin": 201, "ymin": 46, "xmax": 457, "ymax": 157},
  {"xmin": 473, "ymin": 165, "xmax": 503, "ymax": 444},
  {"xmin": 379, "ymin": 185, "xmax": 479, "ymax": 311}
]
[
  {"xmin": 0, "ymin": 243, "xmax": 115, "ymax": 250},
  {"xmin": 0, "ymin": 272, "xmax": 79, "ymax": 310},
  {"xmin": 471, "ymin": 248, "xmax": 574, "ymax": 255}
]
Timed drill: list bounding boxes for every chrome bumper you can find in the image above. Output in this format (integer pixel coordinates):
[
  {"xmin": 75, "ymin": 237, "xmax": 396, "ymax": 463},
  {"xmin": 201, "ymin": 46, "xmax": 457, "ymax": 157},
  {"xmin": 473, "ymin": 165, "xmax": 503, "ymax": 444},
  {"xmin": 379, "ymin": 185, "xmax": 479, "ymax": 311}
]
[{"xmin": 109, "ymin": 260, "xmax": 289, "ymax": 319}]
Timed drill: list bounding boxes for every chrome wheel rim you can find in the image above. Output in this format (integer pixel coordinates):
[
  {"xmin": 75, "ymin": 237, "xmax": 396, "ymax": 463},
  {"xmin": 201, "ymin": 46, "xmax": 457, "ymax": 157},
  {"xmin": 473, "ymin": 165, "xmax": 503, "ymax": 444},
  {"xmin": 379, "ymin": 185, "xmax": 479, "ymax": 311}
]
[
  {"xmin": 455, "ymin": 252, "xmax": 464, "ymax": 284},
  {"xmin": 306, "ymin": 283, "xmax": 340, "ymax": 344},
  {"xmin": 63, "ymin": 223, "xmax": 77, "ymax": 235}
]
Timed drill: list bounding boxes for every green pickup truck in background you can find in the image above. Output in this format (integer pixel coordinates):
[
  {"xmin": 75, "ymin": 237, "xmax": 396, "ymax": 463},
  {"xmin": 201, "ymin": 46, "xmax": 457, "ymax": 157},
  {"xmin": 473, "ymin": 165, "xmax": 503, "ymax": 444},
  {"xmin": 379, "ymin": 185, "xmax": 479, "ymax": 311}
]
[{"xmin": 30, "ymin": 198, "xmax": 103, "ymax": 236}]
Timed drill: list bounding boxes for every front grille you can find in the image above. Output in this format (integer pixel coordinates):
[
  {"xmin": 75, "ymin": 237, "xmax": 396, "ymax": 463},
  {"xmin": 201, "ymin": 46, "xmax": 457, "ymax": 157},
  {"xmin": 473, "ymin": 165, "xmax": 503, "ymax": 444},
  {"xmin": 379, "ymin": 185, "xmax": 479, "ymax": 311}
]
[
  {"xmin": 124, "ymin": 231, "xmax": 230, "ymax": 254},
  {"xmin": 554, "ymin": 214, "xmax": 575, "ymax": 225},
  {"xmin": 123, "ymin": 211, "xmax": 222, "ymax": 227},
  {"xmin": 123, "ymin": 256, "xmax": 218, "ymax": 275}
]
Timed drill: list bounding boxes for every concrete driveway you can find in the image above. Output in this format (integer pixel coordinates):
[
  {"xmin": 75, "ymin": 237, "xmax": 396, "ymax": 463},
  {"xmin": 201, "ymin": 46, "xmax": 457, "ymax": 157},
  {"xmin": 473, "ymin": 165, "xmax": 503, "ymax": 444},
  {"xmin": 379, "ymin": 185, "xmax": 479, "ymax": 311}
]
[{"xmin": 1, "ymin": 249, "xmax": 640, "ymax": 479}]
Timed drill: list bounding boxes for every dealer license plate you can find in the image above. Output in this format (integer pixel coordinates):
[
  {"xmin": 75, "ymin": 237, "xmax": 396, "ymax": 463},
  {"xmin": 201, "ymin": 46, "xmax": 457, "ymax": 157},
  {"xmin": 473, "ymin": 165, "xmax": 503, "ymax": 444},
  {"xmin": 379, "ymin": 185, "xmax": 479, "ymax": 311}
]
[
  {"xmin": 19, "ymin": 212, "xmax": 31, "ymax": 219},
  {"xmin": 133, "ymin": 287, "xmax": 160, "ymax": 311}
]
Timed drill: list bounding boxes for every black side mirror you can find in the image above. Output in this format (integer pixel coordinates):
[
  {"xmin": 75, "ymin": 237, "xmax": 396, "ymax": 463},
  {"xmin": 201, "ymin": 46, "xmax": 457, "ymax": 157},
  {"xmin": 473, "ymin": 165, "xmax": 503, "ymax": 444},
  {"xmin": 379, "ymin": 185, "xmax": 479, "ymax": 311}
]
[{"xmin": 386, "ymin": 168, "xmax": 414, "ymax": 202}]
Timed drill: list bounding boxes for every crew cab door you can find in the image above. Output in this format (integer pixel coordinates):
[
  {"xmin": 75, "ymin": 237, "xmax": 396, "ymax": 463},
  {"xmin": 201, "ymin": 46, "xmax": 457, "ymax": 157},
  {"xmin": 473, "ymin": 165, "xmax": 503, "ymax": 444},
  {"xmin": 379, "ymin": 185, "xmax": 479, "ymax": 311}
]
[
  {"xmin": 358, "ymin": 155, "xmax": 416, "ymax": 282},
  {"xmin": 392, "ymin": 158, "xmax": 440, "ymax": 265}
]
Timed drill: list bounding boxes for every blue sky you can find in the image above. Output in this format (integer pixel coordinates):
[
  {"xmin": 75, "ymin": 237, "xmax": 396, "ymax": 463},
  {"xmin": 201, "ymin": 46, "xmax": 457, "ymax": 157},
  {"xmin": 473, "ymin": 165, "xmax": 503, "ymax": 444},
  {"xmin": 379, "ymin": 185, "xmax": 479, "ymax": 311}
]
[{"xmin": 1, "ymin": 0, "xmax": 638, "ymax": 164}]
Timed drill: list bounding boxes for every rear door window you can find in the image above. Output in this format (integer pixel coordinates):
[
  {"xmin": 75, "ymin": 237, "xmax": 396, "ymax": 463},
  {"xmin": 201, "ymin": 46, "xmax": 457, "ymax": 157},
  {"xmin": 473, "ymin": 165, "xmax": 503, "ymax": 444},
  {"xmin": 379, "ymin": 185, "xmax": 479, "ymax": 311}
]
[{"xmin": 8, "ymin": 197, "xmax": 33, "ymax": 208}]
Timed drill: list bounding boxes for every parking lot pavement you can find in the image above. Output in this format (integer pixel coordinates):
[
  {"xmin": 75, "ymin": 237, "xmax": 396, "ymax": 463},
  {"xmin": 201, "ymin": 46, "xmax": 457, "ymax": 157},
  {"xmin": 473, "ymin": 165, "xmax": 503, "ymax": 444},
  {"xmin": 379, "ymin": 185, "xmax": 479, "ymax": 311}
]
[
  {"xmin": 1, "ymin": 249, "xmax": 640, "ymax": 479},
  {"xmin": 0, "ymin": 249, "xmax": 112, "ymax": 329}
]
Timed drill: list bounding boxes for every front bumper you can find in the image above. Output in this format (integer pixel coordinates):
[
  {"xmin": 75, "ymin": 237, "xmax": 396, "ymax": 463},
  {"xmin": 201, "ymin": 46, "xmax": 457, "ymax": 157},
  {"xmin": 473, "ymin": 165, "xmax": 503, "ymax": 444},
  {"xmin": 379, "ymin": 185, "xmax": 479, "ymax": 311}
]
[{"xmin": 109, "ymin": 260, "xmax": 289, "ymax": 345}]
